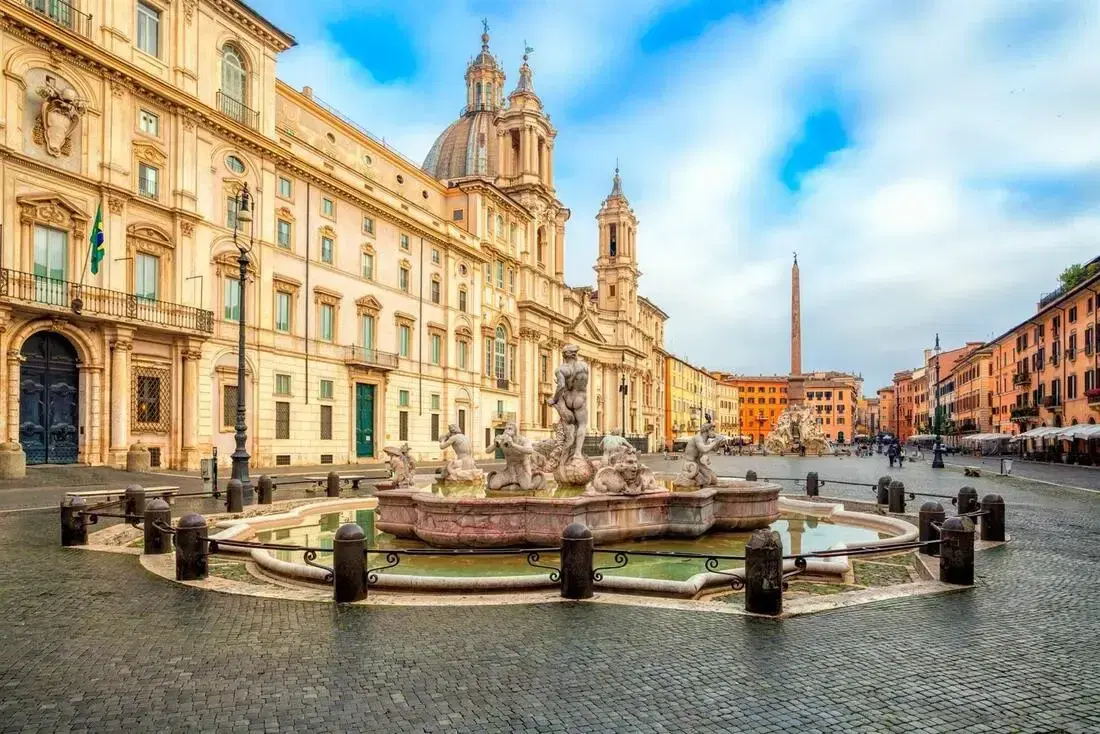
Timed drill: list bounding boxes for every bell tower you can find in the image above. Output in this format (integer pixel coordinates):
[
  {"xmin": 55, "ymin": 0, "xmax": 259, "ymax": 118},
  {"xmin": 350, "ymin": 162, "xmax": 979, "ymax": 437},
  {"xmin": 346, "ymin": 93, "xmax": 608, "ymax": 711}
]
[
  {"xmin": 464, "ymin": 20, "xmax": 505, "ymax": 113},
  {"xmin": 496, "ymin": 43, "xmax": 554, "ymax": 187},
  {"xmin": 595, "ymin": 165, "xmax": 639, "ymax": 319}
]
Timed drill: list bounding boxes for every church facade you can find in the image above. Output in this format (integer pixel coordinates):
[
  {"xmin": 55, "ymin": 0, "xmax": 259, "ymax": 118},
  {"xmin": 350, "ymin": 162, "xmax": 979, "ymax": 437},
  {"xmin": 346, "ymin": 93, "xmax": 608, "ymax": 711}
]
[{"xmin": 0, "ymin": 3, "xmax": 667, "ymax": 476}]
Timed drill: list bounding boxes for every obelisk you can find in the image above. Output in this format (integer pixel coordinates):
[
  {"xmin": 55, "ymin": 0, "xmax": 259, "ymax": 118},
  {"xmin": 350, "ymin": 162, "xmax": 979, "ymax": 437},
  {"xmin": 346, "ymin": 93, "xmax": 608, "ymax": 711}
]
[{"xmin": 787, "ymin": 253, "xmax": 805, "ymax": 406}]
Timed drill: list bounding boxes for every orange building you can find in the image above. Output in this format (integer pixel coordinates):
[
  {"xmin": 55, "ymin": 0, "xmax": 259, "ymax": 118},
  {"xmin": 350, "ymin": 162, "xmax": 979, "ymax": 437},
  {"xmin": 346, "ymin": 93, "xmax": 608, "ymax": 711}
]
[
  {"xmin": 949, "ymin": 344, "xmax": 994, "ymax": 436},
  {"xmin": 876, "ymin": 386, "xmax": 896, "ymax": 437},
  {"xmin": 893, "ymin": 370, "xmax": 914, "ymax": 441},
  {"xmin": 713, "ymin": 374, "xmax": 788, "ymax": 445},
  {"xmin": 803, "ymin": 371, "xmax": 862, "ymax": 444}
]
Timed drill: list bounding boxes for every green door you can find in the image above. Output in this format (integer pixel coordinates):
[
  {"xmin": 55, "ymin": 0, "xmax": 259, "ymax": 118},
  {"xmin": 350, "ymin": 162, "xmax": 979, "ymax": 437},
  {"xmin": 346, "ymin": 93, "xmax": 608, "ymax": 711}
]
[
  {"xmin": 355, "ymin": 383, "xmax": 375, "ymax": 458},
  {"xmin": 493, "ymin": 427, "xmax": 504, "ymax": 459}
]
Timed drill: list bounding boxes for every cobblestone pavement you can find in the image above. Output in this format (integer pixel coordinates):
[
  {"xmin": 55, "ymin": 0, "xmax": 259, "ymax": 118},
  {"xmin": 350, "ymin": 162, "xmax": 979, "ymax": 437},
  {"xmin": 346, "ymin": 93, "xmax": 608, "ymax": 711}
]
[{"xmin": 1, "ymin": 457, "xmax": 1099, "ymax": 733}]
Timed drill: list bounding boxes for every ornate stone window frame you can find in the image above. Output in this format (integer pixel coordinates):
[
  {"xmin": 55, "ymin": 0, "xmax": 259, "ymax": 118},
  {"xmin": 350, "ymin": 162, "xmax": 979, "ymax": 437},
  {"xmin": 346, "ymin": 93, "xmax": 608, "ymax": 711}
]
[
  {"xmin": 313, "ymin": 285, "xmax": 341, "ymax": 342},
  {"xmin": 429, "ymin": 274, "xmax": 442, "ymax": 304},
  {"xmin": 272, "ymin": 273, "xmax": 301, "ymax": 333},
  {"xmin": 275, "ymin": 171, "xmax": 295, "ymax": 202},
  {"xmin": 213, "ymin": 250, "xmax": 255, "ymax": 322},
  {"xmin": 126, "ymin": 223, "xmax": 174, "ymax": 300},
  {"xmin": 455, "ymin": 324, "xmax": 473, "ymax": 371},
  {"xmin": 131, "ymin": 361, "xmax": 171, "ymax": 434},
  {"xmin": 275, "ymin": 206, "xmax": 295, "ymax": 251},
  {"xmin": 360, "ymin": 243, "xmax": 376, "ymax": 281},
  {"xmin": 355, "ymin": 294, "xmax": 382, "ymax": 317},
  {"xmin": 427, "ymin": 322, "xmax": 446, "ymax": 367},
  {"xmin": 318, "ymin": 224, "xmax": 337, "ymax": 265},
  {"xmin": 16, "ymin": 193, "xmax": 88, "ymax": 278},
  {"xmin": 134, "ymin": 141, "xmax": 168, "ymax": 202},
  {"xmin": 398, "ymin": 257, "xmax": 411, "ymax": 292},
  {"xmin": 395, "ymin": 311, "xmax": 416, "ymax": 357}
]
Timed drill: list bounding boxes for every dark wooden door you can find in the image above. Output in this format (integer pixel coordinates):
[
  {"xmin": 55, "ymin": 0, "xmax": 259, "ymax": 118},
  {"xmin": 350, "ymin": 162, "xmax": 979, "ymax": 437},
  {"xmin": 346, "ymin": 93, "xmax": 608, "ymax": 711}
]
[{"xmin": 20, "ymin": 332, "xmax": 80, "ymax": 465}]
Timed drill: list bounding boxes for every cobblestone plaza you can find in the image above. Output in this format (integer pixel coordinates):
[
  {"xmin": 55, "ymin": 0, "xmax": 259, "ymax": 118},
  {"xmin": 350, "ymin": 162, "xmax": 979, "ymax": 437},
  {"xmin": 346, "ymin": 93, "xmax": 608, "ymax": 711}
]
[{"xmin": 2, "ymin": 456, "xmax": 1098, "ymax": 733}]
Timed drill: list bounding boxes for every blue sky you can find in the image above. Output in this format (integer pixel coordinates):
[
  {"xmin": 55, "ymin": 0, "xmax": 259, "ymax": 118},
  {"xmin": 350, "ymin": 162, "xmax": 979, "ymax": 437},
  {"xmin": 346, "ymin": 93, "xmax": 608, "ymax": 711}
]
[{"xmin": 251, "ymin": 0, "xmax": 1100, "ymax": 391}]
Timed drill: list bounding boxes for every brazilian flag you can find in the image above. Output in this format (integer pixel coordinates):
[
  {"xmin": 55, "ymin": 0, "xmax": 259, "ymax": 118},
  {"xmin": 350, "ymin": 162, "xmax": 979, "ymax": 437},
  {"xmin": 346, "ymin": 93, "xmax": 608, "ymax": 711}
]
[{"xmin": 89, "ymin": 204, "xmax": 105, "ymax": 275}]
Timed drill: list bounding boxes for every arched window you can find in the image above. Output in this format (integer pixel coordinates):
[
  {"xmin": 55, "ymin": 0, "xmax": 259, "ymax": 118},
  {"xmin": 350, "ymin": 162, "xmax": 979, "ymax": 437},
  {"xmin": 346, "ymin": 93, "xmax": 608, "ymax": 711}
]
[
  {"xmin": 494, "ymin": 326, "xmax": 506, "ymax": 378},
  {"xmin": 536, "ymin": 227, "xmax": 546, "ymax": 266},
  {"xmin": 221, "ymin": 45, "xmax": 247, "ymax": 104},
  {"xmin": 476, "ymin": 82, "xmax": 483, "ymax": 106}
]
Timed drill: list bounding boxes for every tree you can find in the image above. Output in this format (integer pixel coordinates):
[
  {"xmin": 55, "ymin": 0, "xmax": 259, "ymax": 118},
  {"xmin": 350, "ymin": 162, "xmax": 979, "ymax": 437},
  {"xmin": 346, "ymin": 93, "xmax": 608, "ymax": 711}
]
[{"xmin": 1058, "ymin": 262, "xmax": 1099, "ymax": 291}]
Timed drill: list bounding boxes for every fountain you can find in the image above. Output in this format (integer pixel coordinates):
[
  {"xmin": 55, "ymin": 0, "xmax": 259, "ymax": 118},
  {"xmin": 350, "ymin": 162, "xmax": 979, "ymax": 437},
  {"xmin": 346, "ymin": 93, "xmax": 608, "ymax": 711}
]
[
  {"xmin": 764, "ymin": 404, "xmax": 831, "ymax": 455},
  {"xmin": 375, "ymin": 345, "xmax": 781, "ymax": 547}
]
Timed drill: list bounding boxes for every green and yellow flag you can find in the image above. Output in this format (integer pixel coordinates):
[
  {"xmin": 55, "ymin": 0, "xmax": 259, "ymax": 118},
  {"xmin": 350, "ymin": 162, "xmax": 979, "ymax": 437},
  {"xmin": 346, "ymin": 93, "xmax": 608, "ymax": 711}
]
[{"xmin": 89, "ymin": 204, "xmax": 105, "ymax": 275}]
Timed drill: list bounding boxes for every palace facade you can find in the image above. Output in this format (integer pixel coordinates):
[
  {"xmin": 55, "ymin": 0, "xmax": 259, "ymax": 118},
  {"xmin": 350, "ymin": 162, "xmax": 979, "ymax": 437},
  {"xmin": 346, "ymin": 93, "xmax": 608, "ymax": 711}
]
[{"xmin": 0, "ymin": 1, "xmax": 667, "ymax": 475}]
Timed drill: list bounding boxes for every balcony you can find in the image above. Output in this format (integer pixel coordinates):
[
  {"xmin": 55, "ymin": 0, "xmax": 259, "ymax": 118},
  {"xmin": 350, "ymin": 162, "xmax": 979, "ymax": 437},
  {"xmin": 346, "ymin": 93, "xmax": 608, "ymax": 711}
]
[
  {"xmin": 1041, "ymin": 395, "xmax": 1062, "ymax": 410},
  {"xmin": 1012, "ymin": 372, "xmax": 1031, "ymax": 387},
  {"xmin": 496, "ymin": 378, "xmax": 511, "ymax": 390},
  {"xmin": 491, "ymin": 411, "xmax": 517, "ymax": 424},
  {"xmin": 217, "ymin": 91, "xmax": 259, "ymax": 130},
  {"xmin": 25, "ymin": 0, "xmax": 92, "ymax": 37},
  {"xmin": 1011, "ymin": 405, "xmax": 1039, "ymax": 421},
  {"xmin": 958, "ymin": 419, "xmax": 978, "ymax": 433},
  {"xmin": 1087, "ymin": 388, "xmax": 1100, "ymax": 407},
  {"xmin": 0, "ymin": 268, "xmax": 213, "ymax": 334},
  {"xmin": 342, "ymin": 345, "xmax": 398, "ymax": 371}
]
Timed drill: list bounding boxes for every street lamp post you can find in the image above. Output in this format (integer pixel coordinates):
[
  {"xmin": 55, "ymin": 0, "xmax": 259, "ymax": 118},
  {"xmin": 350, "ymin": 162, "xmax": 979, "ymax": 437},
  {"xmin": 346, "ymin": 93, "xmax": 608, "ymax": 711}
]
[
  {"xmin": 231, "ymin": 184, "xmax": 254, "ymax": 496},
  {"xmin": 932, "ymin": 333, "xmax": 945, "ymax": 469},
  {"xmin": 619, "ymin": 373, "xmax": 628, "ymax": 438}
]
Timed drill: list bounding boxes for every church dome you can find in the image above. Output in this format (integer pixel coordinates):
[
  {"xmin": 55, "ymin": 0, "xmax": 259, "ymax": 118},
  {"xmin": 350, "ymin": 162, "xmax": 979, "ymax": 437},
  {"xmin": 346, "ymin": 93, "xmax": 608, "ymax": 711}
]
[{"xmin": 422, "ymin": 109, "xmax": 500, "ymax": 181}]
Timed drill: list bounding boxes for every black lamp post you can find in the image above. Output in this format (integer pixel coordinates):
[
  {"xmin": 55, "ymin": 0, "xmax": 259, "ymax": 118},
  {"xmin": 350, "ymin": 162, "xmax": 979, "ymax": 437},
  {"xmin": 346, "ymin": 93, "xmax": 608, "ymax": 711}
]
[
  {"xmin": 231, "ymin": 184, "xmax": 254, "ymax": 495},
  {"xmin": 932, "ymin": 333, "xmax": 945, "ymax": 469},
  {"xmin": 619, "ymin": 373, "xmax": 628, "ymax": 437}
]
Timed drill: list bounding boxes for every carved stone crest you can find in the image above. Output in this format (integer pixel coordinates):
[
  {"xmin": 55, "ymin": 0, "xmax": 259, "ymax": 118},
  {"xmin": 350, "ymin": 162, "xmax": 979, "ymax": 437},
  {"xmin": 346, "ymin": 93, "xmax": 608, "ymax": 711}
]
[{"xmin": 32, "ymin": 79, "xmax": 86, "ymax": 158}]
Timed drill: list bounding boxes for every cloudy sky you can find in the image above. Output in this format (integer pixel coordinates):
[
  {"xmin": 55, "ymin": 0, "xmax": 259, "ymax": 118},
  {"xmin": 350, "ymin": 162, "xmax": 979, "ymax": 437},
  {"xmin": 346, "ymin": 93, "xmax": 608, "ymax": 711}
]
[{"xmin": 250, "ymin": 0, "xmax": 1100, "ymax": 391}]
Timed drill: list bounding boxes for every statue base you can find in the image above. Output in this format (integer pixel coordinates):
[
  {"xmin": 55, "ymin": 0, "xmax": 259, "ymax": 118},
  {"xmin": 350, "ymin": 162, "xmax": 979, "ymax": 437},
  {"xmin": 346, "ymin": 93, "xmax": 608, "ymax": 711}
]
[{"xmin": 554, "ymin": 456, "xmax": 595, "ymax": 488}]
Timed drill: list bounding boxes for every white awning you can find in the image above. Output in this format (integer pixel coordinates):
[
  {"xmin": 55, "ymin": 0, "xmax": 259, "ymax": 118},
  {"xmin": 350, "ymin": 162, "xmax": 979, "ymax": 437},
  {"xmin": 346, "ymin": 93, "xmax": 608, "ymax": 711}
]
[
  {"xmin": 1055, "ymin": 424, "xmax": 1100, "ymax": 440},
  {"xmin": 960, "ymin": 433, "xmax": 1012, "ymax": 444},
  {"xmin": 1017, "ymin": 426, "xmax": 1063, "ymax": 439}
]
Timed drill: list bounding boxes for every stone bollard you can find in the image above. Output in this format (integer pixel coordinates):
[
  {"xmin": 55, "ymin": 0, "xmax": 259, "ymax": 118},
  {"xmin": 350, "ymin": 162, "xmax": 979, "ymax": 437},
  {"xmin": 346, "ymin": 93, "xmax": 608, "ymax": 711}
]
[
  {"xmin": 744, "ymin": 529, "xmax": 784, "ymax": 616},
  {"xmin": 126, "ymin": 441, "xmax": 151, "ymax": 473},
  {"xmin": 888, "ymin": 480, "xmax": 906, "ymax": 514},
  {"xmin": 980, "ymin": 494, "xmax": 1006, "ymax": 542},
  {"xmin": 0, "ymin": 441, "xmax": 27, "ymax": 479},
  {"xmin": 327, "ymin": 471, "xmax": 341, "ymax": 498},
  {"xmin": 60, "ymin": 496, "xmax": 89, "ymax": 547},
  {"xmin": 143, "ymin": 498, "xmax": 172, "ymax": 555},
  {"xmin": 257, "ymin": 475, "xmax": 274, "ymax": 505},
  {"xmin": 918, "ymin": 501, "xmax": 946, "ymax": 556},
  {"xmin": 745, "ymin": 470, "xmax": 758, "ymax": 482},
  {"xmin": 957, "ymin": 486, "xmax": 979, "ymax": 518},
  {"xmin": 225, "ymin": 479, "xmax": 243, "ymax": 513},
  {"xmin": 333, "ymin": 523, "xmax": 367, "ymax": 603},
  {"xmin": 124, "ymin": 485, "xmax": 146, "ymax": 524},
  {"xmin": 560, "ymin": 523, "xmax": 594, "ymax": 600},
  {"xmin": 939, "ymin": 516, "xmax": 975, "ymax": 585},
  {"xmin": 175, "ymin": 513, "xmax": 209, "ymax": 581},
  {"xmin": 805, "ymin": 472, "xmax": 819, "ymax": 497},
  {"xmin": 876, "ymin": 475, "xmax": 892, "ymax": 505}
]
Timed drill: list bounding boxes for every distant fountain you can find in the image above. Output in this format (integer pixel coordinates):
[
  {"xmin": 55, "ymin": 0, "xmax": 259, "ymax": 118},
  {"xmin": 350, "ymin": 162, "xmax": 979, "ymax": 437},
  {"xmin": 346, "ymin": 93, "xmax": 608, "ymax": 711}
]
[{"xmin": 764, "ymin": 405, "xmax": 830, "ymax": 455}]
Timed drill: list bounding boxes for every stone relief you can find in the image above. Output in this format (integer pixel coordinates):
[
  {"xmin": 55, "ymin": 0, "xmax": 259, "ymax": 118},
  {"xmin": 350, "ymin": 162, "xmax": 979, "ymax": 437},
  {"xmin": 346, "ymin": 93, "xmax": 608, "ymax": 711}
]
[{"xmin": 33, "ymin": 78, "xmax": 86, "ymax": 158}]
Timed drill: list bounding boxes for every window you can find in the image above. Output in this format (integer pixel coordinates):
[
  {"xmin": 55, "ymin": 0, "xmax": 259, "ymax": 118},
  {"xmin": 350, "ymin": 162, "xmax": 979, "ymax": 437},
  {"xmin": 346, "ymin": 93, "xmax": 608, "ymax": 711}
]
[
  {"xmin": 457, "ymin": 340, "xmax": 468, "ymax": 370},
  {"xmin": 509, "ymin": 223, "xmax": 518, "ymax": 247},
  {"xmin": 361, "ymin": 252, "xmax": 374, "ymax": 279},
  {"xmin": 221, "ymin": 45, "xmax": 247, "ymax": 105},
  {"xmin": 222, "ymin": 384, "xmax": 238, "ymax": 429},
  {"xmin": 136, "ymin": 2, "xmax": 160, "ymax": 57},
  {"xmin": 276, "ymin": 220, "xmax": 292, "ymax": 248},
  {"xmin": 275, "ymin": 292, "xmax": 291, "ymax": 332},
  {"xmin": 321, "ymin": 236, "xmax": 334, "ymax": 264},
  {"xmin": 278, "ymin": 177, "xmax": 293, "ymax": 198},
  {"xmin": 399, "ymin": 390, "xmax": 410, "ymax": 407},
  {"xmin": 399, "ymin": 325, "xmax": 411, "ymax": 357},
  {"xmin": 453, "ymin": 209, "xmax": 464, "ymax": 221},
  {"xmin": 509, "ymin": 344, "xmax": 516, "ymax": 382},
  {"xmin": 322, "ymin": 198, "xmax": 334, "ymax": 217},
  {"xmin": 226, "ymin": 155, "xmax": 245, "ymax": 174},
  {"xmin": 430, "ymin": 279, "xmax": 441, "ymax": 304},
  {"xmin": 138, "ymin": 163, "xmax": 158, "ymax": 199},
  {"xmin": 319, "ymin": 379, "xmax": 334, "ymax": 400},
  {"xmin": 496, "ymin": 261, "xmax": 504, "ymax": 289},
  {"xmin": 319, "ymin": 303, "xmax": 334, "ymax": 341},
  {"xmin": 139, "ymin": 109, "xmax": 159, "ymax": 136},
  {"xmin": 484, "ymin": 337, "xmax": 492, "ymax": 376},
  {"xmin": 1068, "ymin": 374, "xmax": 1078, "ymax": 400},
  {"xmin": 540, "ymin": 353, "xmax": 549, "ymax": 382},
  {"xmin": 399, "ymin": 267, "xmax": 409, "ymax": 292},
  {"xmin": 430, "ymin": 414, "xmax": 440, "ymax": 442},
  {"xmin": 496, "ymin": 215, "xmax": 504, "ymax": 238},
  {"xmin": 508, "ymin": 268, "xmax": 514, "ymax": 293},
  {"xmin": 223, "ymin": 278, "xmax": 240, "ymax": 321},
  {"xmin": 458, "ymin": 288, "xmax": 467, "ymax": 312},
  {"xmin": 134, "ymin": 253, "xmax": 158, "ymax": 301},
  {"xmin": 360, "ymin": 315, "xmax": 375, "ymax": 348},
  {"xmin": 431, "ymin": 334, "xmax": 442, "ymax": 365},
  {"xmin": 320, "ymin": 405, "xmax": 333, "ymax": 440},
  {"xmin": 226, "ymin": 196, "xmax": 239, "ymax": 230},
  {"xmin": 400, "ymin": 233, "xmax": 410, "ymax": 250},
  {"xmin": 609, "ymin": 285, "xmax": 616, "ymax": 297},
  {"xmin": 275, "ymin": 402, "xmax": 290, "ymax": 439},
  {"xmin": 362, "ymin": 216, "xmax": 375, "ymax": 235},
  {"xmin": 1069, "ymin": 306, "xmax": 1078, "ymax": 323},
  {"xmin": 431, "ymin": 394, "xmax": 441, "ymax": 412},
  {"xmin": 32, "ymin": 226, "xmax": 67, "ymax": 304},
  {"xmin": 274, "ymin": 373, "xmax": 291, "ymax": 396},
  {"xmin": 136, "ymin": 374, "xmax": 162, "ymax": 423},
  {"xmin": 494, "ymin": 326, "xmax": 506, "ymax": 378},
  {"xmin": 432, "ymin": 248, "xmax": 440, "ymax": 264},
  {"xmin": 399, "ymin": 411, "xmax": 409, "ymax": 441}
]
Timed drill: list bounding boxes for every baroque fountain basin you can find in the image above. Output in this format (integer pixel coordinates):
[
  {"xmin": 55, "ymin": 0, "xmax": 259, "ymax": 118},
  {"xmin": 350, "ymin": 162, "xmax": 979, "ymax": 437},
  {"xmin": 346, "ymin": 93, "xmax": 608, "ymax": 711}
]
[{"xmin": 375, "ymin": 478, "xmax": 781, "ymax": 548}]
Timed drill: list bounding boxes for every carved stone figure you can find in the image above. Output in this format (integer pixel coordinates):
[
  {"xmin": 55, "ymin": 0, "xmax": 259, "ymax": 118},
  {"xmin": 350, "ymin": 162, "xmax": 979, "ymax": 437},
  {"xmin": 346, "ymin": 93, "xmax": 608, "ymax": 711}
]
[
  {"xmin": 672, "ymin": 423, "xmax": 729, "ymax": 489},
  {"xmin": 485, "ymin": 423, "xmax": 545, "ymax": 492},
  {"xmin": 589, "ymin": 448, "xmax": 662, "ymax": 495},
  {"xmin": 383, "ymin": 443, "xmax": 416, "ymax": 488},
  {"xmin": 600, "ymin": 429, "xmax": 632, "ymax": 466},
  {"xmin": 33, "ymin": 80, "xmax": 86, "ymax": 158},
  {"xmin": 548, "ymin": 344, "xmax": 589, "ymax": 460},
  {"xmin": 436, "ymin": 424, "xmax": 484, "ymax": 483},
  {"xmin": 764, "ymin": 404, "xmax": 830, "ymax": 455}
]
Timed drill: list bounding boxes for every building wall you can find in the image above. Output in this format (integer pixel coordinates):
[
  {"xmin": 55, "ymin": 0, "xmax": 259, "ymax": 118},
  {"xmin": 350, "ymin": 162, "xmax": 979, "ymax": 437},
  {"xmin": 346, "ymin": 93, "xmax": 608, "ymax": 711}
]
[
  {"xmin": 664, "ymin": 355, "xmax": 716, "ymax": 444},
  {"xmin": 876, "ymin": 388, "xmax": 896, "ymax": 436},
  {"xmin": 802, "ymin": 372, "xmax": 861, "ymax": 443},
  {"xmin": 718, "ymin": 375, "xmax": 788, "ymax": 445}
]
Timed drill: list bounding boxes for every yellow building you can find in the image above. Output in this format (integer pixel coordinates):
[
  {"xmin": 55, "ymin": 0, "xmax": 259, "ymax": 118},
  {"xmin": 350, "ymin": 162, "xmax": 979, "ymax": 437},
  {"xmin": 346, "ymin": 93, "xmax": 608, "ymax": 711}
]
[
  {"xmin": 713, "ymin": 375, "xmax": 741, "ymax": 440},
  {"xmin": 664, "ymin": 355, "xmax": 716, "ymax": 447},
  {"xmin": 0, "ymin": 4, "xmax": 668, "ymax": 475}
]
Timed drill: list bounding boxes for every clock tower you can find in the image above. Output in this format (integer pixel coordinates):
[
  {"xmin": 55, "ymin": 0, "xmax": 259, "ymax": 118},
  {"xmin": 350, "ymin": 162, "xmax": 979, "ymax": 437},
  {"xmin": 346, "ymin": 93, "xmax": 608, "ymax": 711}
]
[{"xmin": 595, "ymin": 166, "xmax": 639, "ymax": 322}]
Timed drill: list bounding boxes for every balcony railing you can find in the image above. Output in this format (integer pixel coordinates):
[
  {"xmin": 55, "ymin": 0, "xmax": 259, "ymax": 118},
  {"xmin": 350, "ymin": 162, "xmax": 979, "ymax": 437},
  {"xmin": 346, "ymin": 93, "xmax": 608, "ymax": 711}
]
[
  {"xmin": 25, "ymin": 0, "xmax": 92, "ymax": 37},
  {"xmin": 491, "ymin": 411, "xmax": 517, "ymax": 424},
  {"xmin": 217, "ymin": 91, "xmax": 259, "ymax": 130},
  {"xmin": 496, "ymin": 378, "xmax": 511, "ymax": 390},
  {"xmin": 0, "ymin": 268, "xmax": 213, "ymax": 333},
  {"xmin": 1011, "ymin": 405, "xmax": 1039, "ymax": 420},
  {"xmin": 1012, "ymin": 372, "xmax": 1032, "ymax": 387},
  {"xmin": 1087, "ymin": 388, "xmax": 1100, "ymax": 405},
  {"xmin": 342, "ymin": 345, "xmax": 398, "ymax": 370},
  {"xmin": 1041, "ymin": 395, "xmax": 1062, "ymax": 409}
]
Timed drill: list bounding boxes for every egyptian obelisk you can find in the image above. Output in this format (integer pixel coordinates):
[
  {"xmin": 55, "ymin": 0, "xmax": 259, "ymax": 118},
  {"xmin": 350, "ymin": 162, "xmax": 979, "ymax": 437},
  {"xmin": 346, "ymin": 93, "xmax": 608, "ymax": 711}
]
[{"xmin": 787, "ymin": 253, "xmax": 805, "ymax": 406}]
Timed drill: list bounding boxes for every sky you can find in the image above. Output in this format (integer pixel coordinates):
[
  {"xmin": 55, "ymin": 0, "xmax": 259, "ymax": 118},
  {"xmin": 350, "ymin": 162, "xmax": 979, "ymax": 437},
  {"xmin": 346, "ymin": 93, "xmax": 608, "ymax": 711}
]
[{"xmin": 250, "ymin": 0, "xmax": 1100, "ymax": 391}]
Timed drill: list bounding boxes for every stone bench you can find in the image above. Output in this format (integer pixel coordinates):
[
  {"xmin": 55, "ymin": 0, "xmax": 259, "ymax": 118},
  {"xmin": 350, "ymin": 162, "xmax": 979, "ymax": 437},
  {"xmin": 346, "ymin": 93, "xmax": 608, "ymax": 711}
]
[{"xmin": 65, "ymin": 486, "xmax": 180, "ymax": 503}]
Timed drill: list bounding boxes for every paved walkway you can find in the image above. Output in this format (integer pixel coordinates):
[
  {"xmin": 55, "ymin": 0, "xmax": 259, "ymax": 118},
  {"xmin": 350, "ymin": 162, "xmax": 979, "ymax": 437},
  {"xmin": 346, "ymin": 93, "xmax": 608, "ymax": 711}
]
[{"xmin": 1, "ymin": 457, "xmax": 1098, "ymax": 732}]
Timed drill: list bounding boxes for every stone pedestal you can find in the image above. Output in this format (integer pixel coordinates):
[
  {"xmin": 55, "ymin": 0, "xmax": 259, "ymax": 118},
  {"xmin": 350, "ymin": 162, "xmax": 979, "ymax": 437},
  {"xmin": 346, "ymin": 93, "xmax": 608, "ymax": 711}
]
[
  {"xmin": 0, "ymin": 441, "xmax": 26, "ymax": 479},
  {"xmin": 126, "ymin": 442, "xmax": 151, "ymax": 473}
]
